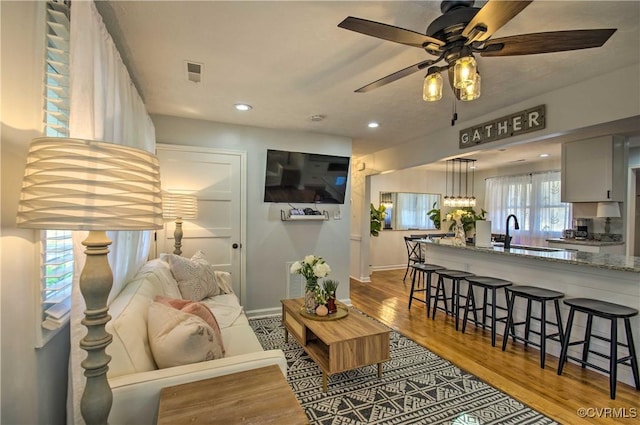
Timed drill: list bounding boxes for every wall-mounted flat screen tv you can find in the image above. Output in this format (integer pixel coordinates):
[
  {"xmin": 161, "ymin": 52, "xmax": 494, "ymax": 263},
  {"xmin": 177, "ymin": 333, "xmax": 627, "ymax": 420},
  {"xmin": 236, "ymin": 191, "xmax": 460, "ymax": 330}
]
[{"xmin": 263, "ymin": 149, "xmax": 350, "ymax": 204}]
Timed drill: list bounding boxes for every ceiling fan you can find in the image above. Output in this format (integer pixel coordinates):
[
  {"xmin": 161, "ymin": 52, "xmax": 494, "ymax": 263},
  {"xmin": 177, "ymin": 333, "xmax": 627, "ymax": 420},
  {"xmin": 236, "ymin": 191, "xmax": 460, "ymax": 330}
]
[{"xmin": 338, "ymin": 0, "xmax": 616, "ymax": 102}]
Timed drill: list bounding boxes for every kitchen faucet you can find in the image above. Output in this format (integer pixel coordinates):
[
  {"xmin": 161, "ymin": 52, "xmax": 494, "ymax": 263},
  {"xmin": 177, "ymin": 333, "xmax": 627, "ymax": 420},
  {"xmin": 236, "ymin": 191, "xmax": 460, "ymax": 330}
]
[{"xmin": 504, "ymin": 214, "xmax": 520, "ymax": 249}]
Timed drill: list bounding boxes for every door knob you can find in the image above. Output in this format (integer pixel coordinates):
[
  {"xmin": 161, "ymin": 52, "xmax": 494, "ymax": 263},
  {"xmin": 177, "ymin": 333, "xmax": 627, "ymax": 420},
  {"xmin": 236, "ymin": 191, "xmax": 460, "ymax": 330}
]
[{"xmin": 232, "ymin": 243, "xmax": 240, "ymax": 249}]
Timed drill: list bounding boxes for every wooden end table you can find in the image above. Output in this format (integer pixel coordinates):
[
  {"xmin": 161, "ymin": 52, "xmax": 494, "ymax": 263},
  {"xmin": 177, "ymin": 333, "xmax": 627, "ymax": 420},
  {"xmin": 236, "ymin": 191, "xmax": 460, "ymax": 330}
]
[
  {"xmin": 157, "ymin": 365, "xmax": 308, "ymax": 424},
  {"xmin": 281, "ymin": 298, "xmax": 390, "ymax": 392}
]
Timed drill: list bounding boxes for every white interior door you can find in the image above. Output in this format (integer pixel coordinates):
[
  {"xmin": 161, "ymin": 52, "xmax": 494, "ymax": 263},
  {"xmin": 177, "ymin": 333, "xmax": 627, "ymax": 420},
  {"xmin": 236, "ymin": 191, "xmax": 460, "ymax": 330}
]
[{"xmin": 156, "ymin": 144, "xmax": 246, "ymax": 302}]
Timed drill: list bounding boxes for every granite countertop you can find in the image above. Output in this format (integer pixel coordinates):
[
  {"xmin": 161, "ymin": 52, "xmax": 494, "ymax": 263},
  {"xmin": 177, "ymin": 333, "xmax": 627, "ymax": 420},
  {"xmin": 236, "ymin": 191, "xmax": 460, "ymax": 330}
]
[
  {"xmin": 546, "ymin": 238, "xmax": 624, "ymax": 246},
  {"xmin": 419, "ymin": 239, "xmax": 640, "ymax": 273}
]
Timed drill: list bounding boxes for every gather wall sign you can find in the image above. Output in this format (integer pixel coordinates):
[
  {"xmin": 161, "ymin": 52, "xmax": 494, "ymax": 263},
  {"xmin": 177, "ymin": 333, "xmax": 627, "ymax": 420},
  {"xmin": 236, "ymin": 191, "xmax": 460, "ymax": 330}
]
[{"xmin": 459, "ymin": 105, "xmax": 546, "ymax": 149}]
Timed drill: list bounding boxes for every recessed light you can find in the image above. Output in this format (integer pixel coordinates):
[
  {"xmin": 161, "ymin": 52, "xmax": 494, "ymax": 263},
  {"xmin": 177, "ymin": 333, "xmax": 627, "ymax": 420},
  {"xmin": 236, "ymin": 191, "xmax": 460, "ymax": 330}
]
[
  {"xmin": 368, "ymin": 122, "xmax": 380, "ymax": 128},
  {"xmin": 234, "ymin": 103, "xmax": 252, "ymax": 111},
  {"xmin": 310, "ymin": 114, "xmax": 326, "ymax": 122},
  {"xmin": 539, "ymin": 153, "xmax": 550, "ymax": 158}
]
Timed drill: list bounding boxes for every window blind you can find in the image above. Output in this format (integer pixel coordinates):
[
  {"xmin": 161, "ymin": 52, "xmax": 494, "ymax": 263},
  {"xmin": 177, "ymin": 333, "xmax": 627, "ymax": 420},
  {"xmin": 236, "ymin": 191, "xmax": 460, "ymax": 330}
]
[
  {"xmin": 40, "ymin": 231, "xmax": 73, "ymax": 330},
  {"xmin": 45, "ymin": 0, "xmax": 69, "ymax": 138},
  {"xmin": 40, "ymin": 0, "xmax": 72, "ymax": 334}
]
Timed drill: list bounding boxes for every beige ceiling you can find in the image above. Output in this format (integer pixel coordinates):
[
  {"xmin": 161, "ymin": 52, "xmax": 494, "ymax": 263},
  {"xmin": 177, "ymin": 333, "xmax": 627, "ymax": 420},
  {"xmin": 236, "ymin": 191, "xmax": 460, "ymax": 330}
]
[{"xmin": 98, "ymin": 0, "xmax": 640, "ymax": 166}]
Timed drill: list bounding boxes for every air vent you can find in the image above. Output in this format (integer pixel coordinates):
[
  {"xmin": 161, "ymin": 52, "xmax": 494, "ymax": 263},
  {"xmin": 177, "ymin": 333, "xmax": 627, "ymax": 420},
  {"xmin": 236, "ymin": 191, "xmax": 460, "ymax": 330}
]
[{"xmin": 185, "ymin": 61, "xmax": 203, "ymax": 83}]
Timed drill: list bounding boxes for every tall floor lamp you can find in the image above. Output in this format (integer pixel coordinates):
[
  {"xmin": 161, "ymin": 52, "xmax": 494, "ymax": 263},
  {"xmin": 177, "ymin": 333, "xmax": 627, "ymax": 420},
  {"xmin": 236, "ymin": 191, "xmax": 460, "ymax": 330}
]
[
  {"xmin": 162, "ymin": 192, "xmax": 198, "ymax": 255},
  {"xmin": 17, "ymin": 137, "xmax": 163, "ymax": 425}
]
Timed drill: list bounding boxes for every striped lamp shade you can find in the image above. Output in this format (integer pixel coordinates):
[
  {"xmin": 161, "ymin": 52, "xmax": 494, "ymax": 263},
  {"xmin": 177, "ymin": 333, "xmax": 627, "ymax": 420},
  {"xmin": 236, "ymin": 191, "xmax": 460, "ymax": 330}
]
[
  {"xmin": 17, "ymin": 137, "xmax": 163, "ymax": 230},
  {"xmin": 162, "ymin": 192, "xmax": 198, "ymax": 220}
]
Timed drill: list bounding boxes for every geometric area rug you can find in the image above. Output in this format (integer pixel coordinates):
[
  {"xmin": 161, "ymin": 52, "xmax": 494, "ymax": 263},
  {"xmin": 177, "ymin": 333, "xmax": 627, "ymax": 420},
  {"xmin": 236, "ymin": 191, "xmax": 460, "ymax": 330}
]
[{"xmin": 249, "ymin": 314, "xmax": 558, "ymax": 425}]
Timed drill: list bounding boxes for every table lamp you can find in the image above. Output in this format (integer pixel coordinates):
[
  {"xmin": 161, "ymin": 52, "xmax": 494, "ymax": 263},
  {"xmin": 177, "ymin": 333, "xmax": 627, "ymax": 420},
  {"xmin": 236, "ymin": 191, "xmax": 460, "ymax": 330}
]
[
  {"xmin": 17, "ymin": 137, "xmax": 163, "ymax": 425},
  {"xmin": 596, "ymin": 201, "xmax": 621, "ymax": 235},
  {"xmin": 162, "ymin": 192, "xmax": 198, "ymax": 255}
]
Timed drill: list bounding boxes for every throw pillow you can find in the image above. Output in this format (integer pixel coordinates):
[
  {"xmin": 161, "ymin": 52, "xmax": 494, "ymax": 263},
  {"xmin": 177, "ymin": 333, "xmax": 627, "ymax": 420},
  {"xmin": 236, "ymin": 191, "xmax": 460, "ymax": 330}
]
[
  {"xmin": 154, "ymin": 295, "xmax": 225, "ymax": 356},
  {"xmin": 164, "ymin": 254, "xmax": 220, "ymax": 301},
  {"xmin": 192, "ymin": 250, "xmax": 235, "ymax": 294},
  {"xmin": 147, "ymin": 302, "xmax": 224, "ymax": 369}
]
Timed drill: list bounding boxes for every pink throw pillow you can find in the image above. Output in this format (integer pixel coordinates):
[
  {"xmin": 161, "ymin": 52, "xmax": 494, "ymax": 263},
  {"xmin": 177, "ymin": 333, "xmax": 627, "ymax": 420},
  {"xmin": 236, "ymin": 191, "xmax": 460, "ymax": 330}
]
[{"xmin": 154, "ymin": 295, "xmax": 225, "ymax": 356}]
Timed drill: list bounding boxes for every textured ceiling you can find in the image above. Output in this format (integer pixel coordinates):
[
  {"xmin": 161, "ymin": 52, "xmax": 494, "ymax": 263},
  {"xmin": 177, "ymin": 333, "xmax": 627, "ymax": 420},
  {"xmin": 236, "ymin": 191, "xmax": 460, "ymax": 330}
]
[{"xmin": 98, "ymin": 0, "xmax": 640, "ymax": 165}]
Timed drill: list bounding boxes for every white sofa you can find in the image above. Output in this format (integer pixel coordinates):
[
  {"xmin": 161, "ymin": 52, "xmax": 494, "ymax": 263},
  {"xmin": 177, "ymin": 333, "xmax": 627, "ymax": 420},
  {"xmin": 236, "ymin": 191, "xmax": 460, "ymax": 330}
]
[{"xmin": 105, "ymin": 258, "xmax": 287, "ymax": 425}]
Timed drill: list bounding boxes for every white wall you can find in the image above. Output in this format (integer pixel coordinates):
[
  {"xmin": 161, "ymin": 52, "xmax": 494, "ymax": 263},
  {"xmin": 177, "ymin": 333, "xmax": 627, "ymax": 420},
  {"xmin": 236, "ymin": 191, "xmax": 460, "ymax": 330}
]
[
  {"xmin": 1, "ymin": 2, "xmax": 69, "ymax": 424},
  {"xmin": 151, "ymin": 115, "xmax": 352, "ymax": 312}
]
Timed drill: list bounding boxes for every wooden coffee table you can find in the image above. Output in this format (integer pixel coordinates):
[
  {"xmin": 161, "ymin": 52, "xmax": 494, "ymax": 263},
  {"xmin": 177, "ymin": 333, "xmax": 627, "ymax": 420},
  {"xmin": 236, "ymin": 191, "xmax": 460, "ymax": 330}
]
[
  {"xmin": 157, "ymin": 365, "xmax": 308, "ymax": 424},
  {"xmin": 281, "ymin": 298, "xmax": 390, "ymax": 392}
]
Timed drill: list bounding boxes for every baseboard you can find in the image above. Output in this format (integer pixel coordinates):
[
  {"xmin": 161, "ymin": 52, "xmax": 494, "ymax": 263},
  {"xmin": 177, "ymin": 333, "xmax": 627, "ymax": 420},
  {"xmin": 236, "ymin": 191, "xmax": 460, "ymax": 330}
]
[
  {"xmin": 246, "ymin": 298, "xmax": 352, "ymax": 318},
  {"xmin": 370, "ymin": 265, "xmax": 405, "ymax": 272},
  {"xmin": 350, "ymin": 275, "xmax": 371, "ymax": 283},
  {"xmin": 350, "ymin": 266, "xmax": 404, "ymax": 283}
]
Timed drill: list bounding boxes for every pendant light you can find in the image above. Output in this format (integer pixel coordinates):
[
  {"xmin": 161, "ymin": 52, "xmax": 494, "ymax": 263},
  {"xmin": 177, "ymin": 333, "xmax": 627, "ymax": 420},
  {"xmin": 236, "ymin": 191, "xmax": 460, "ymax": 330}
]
[{"xmin": 442, "ymin": 158, "xmax": 477, "ymax": 207}]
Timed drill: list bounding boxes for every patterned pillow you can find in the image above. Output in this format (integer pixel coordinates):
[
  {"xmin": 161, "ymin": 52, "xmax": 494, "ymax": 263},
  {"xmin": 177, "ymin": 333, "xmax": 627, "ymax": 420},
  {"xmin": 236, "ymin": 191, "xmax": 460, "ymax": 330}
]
[
  {"xmin": 192, "ymin": 251, "xmax": 235, "ymax": 294},
  {"xmin": 147, "ymin": 302, "xmax": 224, "ymax": 369},
  {"xmin": 164, "ymin": 254, "xmax": 220, "ymax": 301},
  {"xmin": 154, "ymin": 295, "xmax": 225, "ymax": 356}
]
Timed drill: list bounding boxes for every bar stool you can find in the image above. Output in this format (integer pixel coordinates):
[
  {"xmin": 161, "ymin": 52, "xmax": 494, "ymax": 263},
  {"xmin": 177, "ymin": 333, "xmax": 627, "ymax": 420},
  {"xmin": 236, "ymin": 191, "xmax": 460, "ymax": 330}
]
[
  {"xmin": 408, "ymin": 263, "xmax": 445, "ymax": 316},
  {"xmin": 501, "ymin": 286, "xmax": 564, "ymax": 368},
  {"xmin": 403, "ymin": 236, "xmax": 423, "ymax": 282},
  {"xmin": 431, "ymin": 270, "xmax": 475, "ymax": 330},
  {"xmin": 557, "ymin": 298, "xmax": 639, "ymax": 399},
  {"xmin": 461, "ymin": 276, "xmax": 512, "ymax": 346}
]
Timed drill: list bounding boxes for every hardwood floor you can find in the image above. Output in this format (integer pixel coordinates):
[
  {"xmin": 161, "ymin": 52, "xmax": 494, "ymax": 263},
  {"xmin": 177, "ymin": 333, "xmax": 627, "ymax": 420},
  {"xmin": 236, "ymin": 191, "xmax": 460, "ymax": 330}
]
[{"xmin": 350, "ymin": 269, "xmax": 639, "ymax": 425}]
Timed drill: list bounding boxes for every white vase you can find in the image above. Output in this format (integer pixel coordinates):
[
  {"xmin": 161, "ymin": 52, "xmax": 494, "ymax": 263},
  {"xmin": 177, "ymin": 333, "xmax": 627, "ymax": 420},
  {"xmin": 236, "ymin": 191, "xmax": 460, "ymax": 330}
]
[{"xmin": 454, "ymin": 223, "xmax": 466, "ymax": 246}]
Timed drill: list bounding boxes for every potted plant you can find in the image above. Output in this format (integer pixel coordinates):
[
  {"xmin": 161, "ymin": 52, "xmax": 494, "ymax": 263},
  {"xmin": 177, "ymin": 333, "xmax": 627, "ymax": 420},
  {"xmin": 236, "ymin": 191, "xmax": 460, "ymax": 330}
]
[
  {"xmin": 370, "ymin": 203, "xmax": 386, "ymax": 237},
  {"xmin": 322, "ymin": 279, "xmax": 340, "ymax": 313},
  {"xmin": 427, "ymin": 202, "xmax": 441, "ymax": 229}
]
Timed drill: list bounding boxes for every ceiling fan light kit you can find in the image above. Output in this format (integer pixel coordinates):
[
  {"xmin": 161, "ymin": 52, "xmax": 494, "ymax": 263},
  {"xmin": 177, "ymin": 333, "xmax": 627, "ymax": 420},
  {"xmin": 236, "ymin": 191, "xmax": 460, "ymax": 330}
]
[
  {"xmin": 459, "ymin": 72, "xmax": 481, "ymax": 101},
  {"xmin": 423, "ymin": 71, "xmax": 443, "ymax": 101},
  {"xmin": 339, "ymin": 0, "xmax": 616, "ymax": 103},
  {"xmin": 453, "ymin": 54, "xmax": 477, "ymax": 89}
]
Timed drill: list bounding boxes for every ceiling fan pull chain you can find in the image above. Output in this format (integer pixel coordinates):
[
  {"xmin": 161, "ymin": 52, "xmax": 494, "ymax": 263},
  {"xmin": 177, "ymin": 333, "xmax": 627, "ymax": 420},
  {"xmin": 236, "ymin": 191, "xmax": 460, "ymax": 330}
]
[{"xmin": 451, "ymin": 100, "xmax": 458, "ymax": 126}]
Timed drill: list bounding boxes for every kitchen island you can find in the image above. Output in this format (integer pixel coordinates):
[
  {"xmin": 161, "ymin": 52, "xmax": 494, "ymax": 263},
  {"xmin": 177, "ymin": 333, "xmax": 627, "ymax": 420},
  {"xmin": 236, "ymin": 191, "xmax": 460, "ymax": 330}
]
[{"xmin": 418, "ymin": 239, "xmax": 639, "ymax": 386}]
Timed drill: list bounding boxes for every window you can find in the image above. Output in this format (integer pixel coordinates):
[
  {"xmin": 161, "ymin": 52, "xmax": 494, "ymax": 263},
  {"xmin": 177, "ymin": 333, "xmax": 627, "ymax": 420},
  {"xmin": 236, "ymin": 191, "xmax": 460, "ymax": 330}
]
[
  {"xmin": 484, "ymin": 171, "xmax": 572, "ymax": 246},
  {"xmin": 38, "ymin": 0, "xmax": 71, "ymax": 346}
]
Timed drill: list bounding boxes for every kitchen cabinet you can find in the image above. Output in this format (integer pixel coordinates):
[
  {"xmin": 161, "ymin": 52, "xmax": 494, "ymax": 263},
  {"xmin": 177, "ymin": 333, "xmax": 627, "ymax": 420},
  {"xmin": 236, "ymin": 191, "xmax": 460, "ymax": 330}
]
[
  {"xmin": 547, "ymin": 239, "xmax": 625, "ymax": 255},
  {"xmin": 561, "ymin": 135, "xmax": 625, "ymax": 202}
]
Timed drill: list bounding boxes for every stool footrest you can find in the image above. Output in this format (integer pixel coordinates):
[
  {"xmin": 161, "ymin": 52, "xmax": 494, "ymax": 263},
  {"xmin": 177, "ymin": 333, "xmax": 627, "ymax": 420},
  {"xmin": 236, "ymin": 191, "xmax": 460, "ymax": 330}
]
[
  {"xmin": 589, "ymin": 333, "xmax": 631, "ymax": 349},
  {"xmin": 566, "ymin": 355, "xmax": 611, "ymax": 375},
  {"xmin": 509, "ymin": 334, "xmax": 542, "ymax": 349}
]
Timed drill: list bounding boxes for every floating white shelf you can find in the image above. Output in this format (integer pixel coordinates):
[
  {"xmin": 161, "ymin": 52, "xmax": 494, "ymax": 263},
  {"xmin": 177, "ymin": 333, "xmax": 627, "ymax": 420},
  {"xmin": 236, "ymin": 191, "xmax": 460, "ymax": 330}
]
[{"xmin": 281, "ymin": 210, "xmax": 329, "ymax": 221}]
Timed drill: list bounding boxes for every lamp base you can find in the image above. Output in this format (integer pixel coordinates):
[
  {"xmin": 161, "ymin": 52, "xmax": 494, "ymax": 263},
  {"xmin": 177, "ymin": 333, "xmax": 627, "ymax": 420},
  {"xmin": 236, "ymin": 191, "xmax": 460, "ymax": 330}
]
[
  {"xmin": 173, "ymin": 218, "xmax": 184, "ymax": 255},
  {"xmin": 604, "ymin": 217, "xmax": 612, "ymax": 235},
  {"xmin": 79, "ymin": 230, "xmax": 114, "ymax": 425}
]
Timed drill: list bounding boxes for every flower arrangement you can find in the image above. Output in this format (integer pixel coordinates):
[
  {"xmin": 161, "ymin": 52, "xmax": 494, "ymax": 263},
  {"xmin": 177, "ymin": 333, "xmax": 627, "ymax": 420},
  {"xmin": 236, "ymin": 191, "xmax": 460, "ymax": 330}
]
[
  {"xmin": 290, "ymin": 255, "xmax": 331, "ymax": 290},
  {"xmin": 446, "ymin": 207, "xmax": 487, "ymax": 233}
]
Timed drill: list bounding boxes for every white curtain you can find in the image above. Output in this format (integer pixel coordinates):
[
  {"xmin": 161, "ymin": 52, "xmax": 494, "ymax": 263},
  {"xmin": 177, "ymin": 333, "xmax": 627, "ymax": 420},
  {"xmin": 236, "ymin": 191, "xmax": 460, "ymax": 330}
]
[
  {"xmin": 484, "ymin": 171, "xmax": 572, "ymax": 246},
  {"xmin": 396, "ymin": 193, "xmax": 438, "ymax": 230},
  {"xmin": 67, "ymin": 2, "xmax": 156, "ymax": 424}
]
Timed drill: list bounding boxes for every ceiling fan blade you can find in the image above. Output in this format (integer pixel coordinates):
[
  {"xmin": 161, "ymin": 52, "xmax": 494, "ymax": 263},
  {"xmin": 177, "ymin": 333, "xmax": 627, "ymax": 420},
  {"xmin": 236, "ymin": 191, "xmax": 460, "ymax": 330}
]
[
  {"xmin": 338, "ymin": 16, "xmax": 445, "ymax": 50},
  {"xmin": 480, "ymin": 29, "xmax": 617, "ymax": 57},
  {"xmin": 462, "ymin": 0, "xmax": 533, "ymax": 43},
  {"xmin": 355, "ymin": 59, "xmax": 436, "ymax": 93}
]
